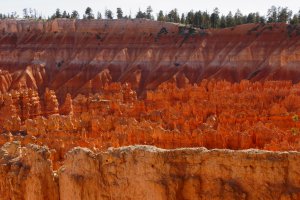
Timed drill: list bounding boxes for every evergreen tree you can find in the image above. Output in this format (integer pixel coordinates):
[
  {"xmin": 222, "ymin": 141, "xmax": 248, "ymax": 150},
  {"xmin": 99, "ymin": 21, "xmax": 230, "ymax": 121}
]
[
  {"xmin": 167, "ymin": 9, "xmax": 180, "ymax": 23},
  {"xmin": 8, "ymin": 11, "xmax": 18, "ymax": 19},
  {"xmin": 116, "ymin": 8, "xmax": 123, "ymax": 19},
  {"xmin": 234, "ymin": 9, "xmax": 243, "ymax": 25},
  {"xmin": 267, "ymin": 6, "xmax": 277, "ymax": 22},
  {"xmin": 136, "ymin": 9, "xmax": 146, "ymax": 18},
  {"xmin": 210, "ymin": 7, "xmax": 220, "ymax": 28},
  {"xmin": 85, "ymin": 7, "xmax": 94, "ymax": 19},
  {"xmin": 71, "ymin": 10, "xmax": 79, "ymax": 19},
  {"xmin": 254, "ymin": 12, "xmax": 260, "ymax": 23},
  {"xmin": 194, "ymin": 11, "xmax": 203, "ymax": 27},
  {"xmin": 105, "ymin": 9, "xmax": 113, "ymax": 19},
  {"xmin": 62, "ymin": 10, "xmax": 67, "ymax": 18},
  {"xmin": 0, "ymin": 14, "xmax": 7, "ymax": 19},
  {"xmin": 29, "ymin": 8, "xmax": 33, "ymax": 18},
  {"xmin": 55, "ymin": 8, "xmax": 62, "ymax": 18},
  {"xmin": 226, "ymin": 11, "xmax": 234, "ymax": 27},
  {"xmin": 246, "ymin": 13, "xmax": 256, "ymax": 23},
  {"xmin": 186, "ymin": 10, "xmax": 194, "ymax": 25},
  {"xmin": 202, "ymin": 11, "xmax": 211, "ymax": 28},
  {"xmin": 259, "ymin": 16, "xmax": 266, "ymax": 23},
  {"xmin": 277, "ymin": 7, "xmax": 292, "ymax": 23},
  {"xmin": 180, "ymin": 13, "xmax": 185, "ymax": 24},
  {"xmin": 157, "ymin": 10, "xmax": 164, "ymax": 21},
  {"xmin": 290, "ymin": 14, "xmax": 299, "ymax": 25},
  {"xmin": 146, "ymin": 6, "xmax": 153, "ymax": 19},
  {"xmin": 23, "ymin": 8, "xmax": 29, "ymax": 19},
  {"xmin": 220, "ymin": 15, "xmax": 226, "ymax": 28},
  {"xmin": 97, "ymin": 12, "xmax": 102, "ymax": 19}
]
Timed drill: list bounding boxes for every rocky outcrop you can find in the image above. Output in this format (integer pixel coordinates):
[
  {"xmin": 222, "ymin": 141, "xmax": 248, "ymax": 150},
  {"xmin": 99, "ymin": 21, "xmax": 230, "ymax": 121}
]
[
  {"xmin": 44, "ymin": 88, "xmax": 59, "ymax": 116},
  {"xmin": 1, "ymin": 142, "xmax": 300, "ymax": 200},
  {"xmin": 0, "ymin": 142, "xmax": 58, "ymax": 200},
  {"xmin": 0, "ymin": 20, "xmax": 300, "ymax": 99}
]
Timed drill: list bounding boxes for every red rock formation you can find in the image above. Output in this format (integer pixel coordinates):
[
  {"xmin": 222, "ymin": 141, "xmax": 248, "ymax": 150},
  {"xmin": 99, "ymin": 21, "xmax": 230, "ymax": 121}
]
[
  {"xmin": 60, "ymin": 93, "xmax": 73, "ymax": 115},
  {"xmin": 44, "ymin": 88, "xmax": 59, "ymax": 116},
  {"xmin": 0, "ymin": 80, "xmax": 300, "ymax": 167}
]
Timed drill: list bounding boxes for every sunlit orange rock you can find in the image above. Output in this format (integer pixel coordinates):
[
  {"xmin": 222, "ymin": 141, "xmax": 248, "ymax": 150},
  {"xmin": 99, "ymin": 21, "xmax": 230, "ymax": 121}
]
[
  {"xmin": 2, "ymin": 143, "xmax": 300, "ymax": 200},
  {"xmin": 44, "ymin": 88, "xmax": 59, "ymax": 116}
]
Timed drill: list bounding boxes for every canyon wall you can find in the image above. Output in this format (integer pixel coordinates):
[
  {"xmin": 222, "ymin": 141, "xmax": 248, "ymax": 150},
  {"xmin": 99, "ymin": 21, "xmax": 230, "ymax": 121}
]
[
  {"xmin": 0, "ymin": 19, "xmax": 299, "ymax": 99},
  {"xmin": 1, "ymin": 142, "xmax": 300, "ymax": 200}
]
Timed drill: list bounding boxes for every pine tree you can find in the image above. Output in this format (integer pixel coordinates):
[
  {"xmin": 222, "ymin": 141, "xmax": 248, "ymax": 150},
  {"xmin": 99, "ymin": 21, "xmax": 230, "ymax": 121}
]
[
  {"xmin": 85, "ymin": 7, "xmax": 94, "ymax": 19},
  {"xmin": 167, "ymin": 9, "xmax": 180, "ymax": 23},
  {"xmin": 105, "ymin": 9, "xmax": 113, "ymax": 19},
  {"xmin": 186, "ymin": 11, "xmax": 194, "ymax": 25},
  {"xmin": 277, "ymin": 7, "xmax": 292, "ymax": 23},
  {"xmin": 146, "ymin": 6, "xmax": 153, "ymax": 19},
  {"xmin": 136, "ymin": 9, "xmax": 146, "ymax": 18},
  {"xmin": 55, "ymin": 8, "xmax": 62, "ymax": 18},
  {"xmin": 226, "ymin": 11, "xmax": 234, "ymax": 27},
  {"xmin": 234, "ymin": 9, "xmax": 243, "ymax": 25},
  {"xmin": 71, "ymin": 10, "xmax": 79, "ymax": 19},
  {"xmin": 180, "ymin": 13, "xmax": 185, "ymax": 24},
  {"xmin": 255, "ymin": 12, "xmax": 261, "ymax": 23},
  {"xmin": 23, "ymin": 8, "xmax": 29, "ymax": 19},
  {"xmin": 220, "ymin": 15, "xmax": 226, "ymax": 28},
  {"xmin": 290, "ymin": 14, "xmax": 299, "ymax": 25},
  {"xmin": 194, "ymin": 11, "xmax": 203, "ymax": 27},
  {"xmin": 157, "ymin": 10, "xmax": 164, "ymax": 21},
  {"xmin": 62, "ymin": 11, "xmax": 67, "ymax": 18},
  {"xmin": 202, "ymin": 11, "xmax": 211, "ymax": 28},
  {"xmin": 267, "ymin": 6, "xmax": 277, "ymax": 23},
  {"xmin": 210, "ymin": 8, "xmax": 220, "ymax": 28},
  {"xmin": 116, "ymin": 8, "xmax": 123, "ymax": 19},
  {"xmin": 97, "ymin": 12, "xmax": 102, "ymax": 19},
  {"xmin": 247, "ymin": 13, "xmax": 256, "ymax": 23},
  {"xmin": 259, "ymin": 16, "xmax": 266, "ymax": 24}
]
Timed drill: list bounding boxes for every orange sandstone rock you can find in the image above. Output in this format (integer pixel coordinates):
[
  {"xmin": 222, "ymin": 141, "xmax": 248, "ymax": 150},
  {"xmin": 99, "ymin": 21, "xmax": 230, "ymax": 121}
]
[{"xmin": 1, "ymin": 143, "xmax": 300, "ymax": 200}]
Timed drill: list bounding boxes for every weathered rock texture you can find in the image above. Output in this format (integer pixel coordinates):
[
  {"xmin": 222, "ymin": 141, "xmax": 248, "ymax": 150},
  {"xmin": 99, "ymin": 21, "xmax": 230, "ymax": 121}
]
[
  {"xmin": 0, "ymin": 142, "xmax": 58, "ymax": 200},
  {"xmin": 0, "ymin": 19, "xmax": 300, "ymax": 99},
  {"xmin": 1, "ymin": 80, "xmax": 300, "ymax": 169},
  {"xmin": 1, "ymin": 142, "xmax": 300, "ymax": 200}
]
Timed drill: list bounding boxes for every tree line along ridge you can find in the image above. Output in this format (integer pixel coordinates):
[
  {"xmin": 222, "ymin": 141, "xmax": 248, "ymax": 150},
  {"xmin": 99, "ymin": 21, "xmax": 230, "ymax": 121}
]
[{"xmin": 0, "ymin": 6, "xmax": 299, "ymax": 29}]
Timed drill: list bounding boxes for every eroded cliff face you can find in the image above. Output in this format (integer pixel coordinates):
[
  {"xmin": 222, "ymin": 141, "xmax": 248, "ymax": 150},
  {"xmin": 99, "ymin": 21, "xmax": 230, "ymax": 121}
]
[
  {"xmin": 0, "ymin": 19, "xmax": 300, "ymax": 99},
  {"xmin": 1, "ymin": 142, "xmax": 300, "ymax": 200},
  {"xmin": 0, "ymin": 142, "xmax": 58, "ymax": 200}
]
